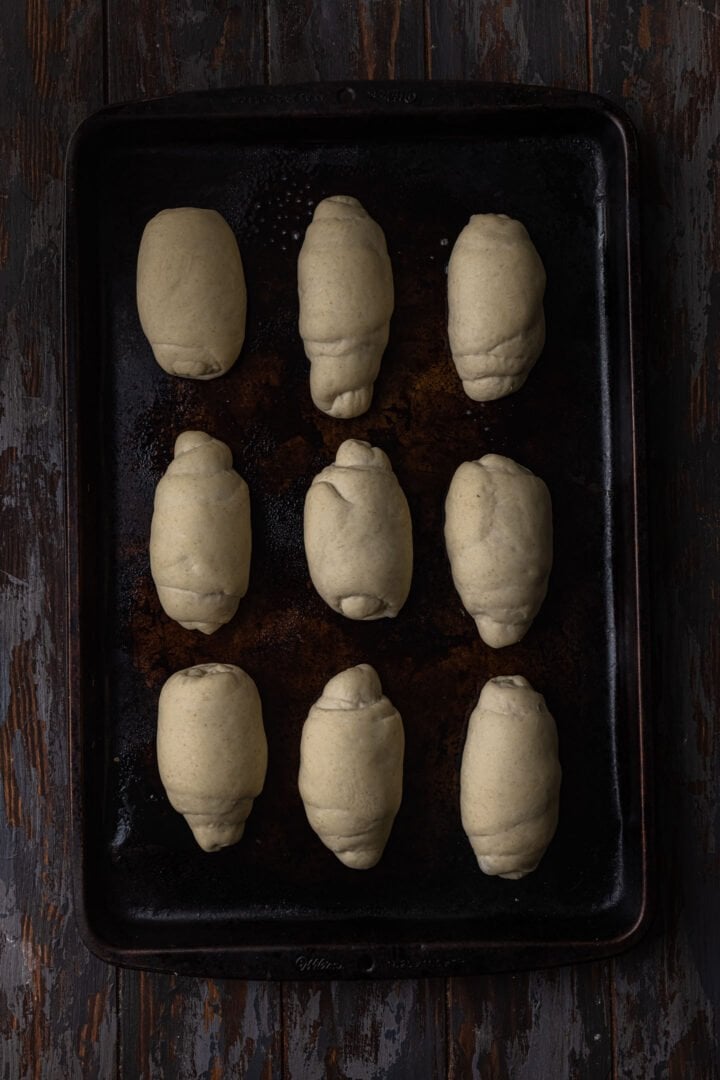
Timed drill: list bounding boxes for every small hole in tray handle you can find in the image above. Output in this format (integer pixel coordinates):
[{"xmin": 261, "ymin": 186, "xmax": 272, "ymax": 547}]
[
  {"xmin": 358, "ymin": 954, "xmax": 374, "ymax": 973},
  {"xmin": 337, "ymin": 87, "xmax": 356, "ymax": 105}
]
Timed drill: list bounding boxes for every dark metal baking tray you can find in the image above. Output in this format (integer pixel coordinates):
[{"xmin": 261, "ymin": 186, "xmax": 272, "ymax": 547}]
[{"xmin": 64, "ymin": 81, "xmax": 650, "ymax": 979}]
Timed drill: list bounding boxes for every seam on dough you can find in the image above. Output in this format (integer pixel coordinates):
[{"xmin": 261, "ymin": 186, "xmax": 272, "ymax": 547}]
[
  {"xmin": 312, "ymin": 479, "xmax": 353, "ymax": 505},
  {"xmin": 152, "ymin": 342, "xmax": 229, "ymax": 362},
  {"xmin": 304, "ymin": 814, "xmax": 389, "ymax": 835},
  {"xmin": 457, "ymin": 354, "xmax": 530, "ymax": 366},
  {"xmin": 470, "ymin": 806, "xmax": 555, "ymax": 837},
  {"xmin": 156, "ymin": 584, "xmax": 241, "ymax": 599},
  {"xmin": 305, "ymin": 327, "xmax": 387, "ymax": 349}
]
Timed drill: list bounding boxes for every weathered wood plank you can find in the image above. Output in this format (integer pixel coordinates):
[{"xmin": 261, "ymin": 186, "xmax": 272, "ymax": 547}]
[
  {"xmin": 283, "ymin": 979, "xmax": 446, "ymax": 1080},
  {"xmin": 107, "ymin": 0, "xmax": 267, "ymax": 100},
  {"xmin": 118, "ymin": 972, "xmax": 282, "ymax": 1080},
  {"xmin": 267, "ymin": 0, "xmax": 425, "ymax": 82},
  {"xmin": 428, "ymin": 0, "xmax": 587, "ymax": 87},
  {"xmin": 448, "ymin": 966, "xmax": 612, "ymax": 1078},
  {"xmin": 0, "ymin": 2, "xmax": 115, "ymax": 1078},
  {"xmin": 425, "ymin": 3, "xmax": 615, "ymax": 1075},
  {"xmin": 105, "ymin": 7, "xmax": 285, "ymax": 1078},
  {"xmin": 591, "ymin": 1, "xmax": 720, "ymax": 1075}
]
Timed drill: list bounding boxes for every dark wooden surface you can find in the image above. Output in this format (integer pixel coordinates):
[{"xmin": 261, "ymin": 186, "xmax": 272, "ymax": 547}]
[{"xmin": 1, "ymin": 1, "xmax": 717, "ymax": 1076}]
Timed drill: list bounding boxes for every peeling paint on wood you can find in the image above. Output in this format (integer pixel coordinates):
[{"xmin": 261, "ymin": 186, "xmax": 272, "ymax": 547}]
[
  {"xmin": 267, "ymin": 0, "xmax": 425, "ymax": 82},
  {"xmin": 448, "ymin": 966, "xmax": 612, "ymax": 1079},
  {"xmin": 591, "ymin": 0, "xmax": 720, "ymax": 1075},
  {"xmin": 118, "ymin": 973, "xmax": 282, "ymax": 1079},
  {"xmin": 106, "ymin": 0, "xmax": 267, "ymax": 100},
  {"xmin": 0, "ymin": 2, "xmax": 117, "ymax": 1078},
  {"xmin": 428, "ymin": 0, "xmax": 588, "ymax": 87},
  {"xmin": 282, "ymin": 979, "xmax": 446, "ymax": 1080}
]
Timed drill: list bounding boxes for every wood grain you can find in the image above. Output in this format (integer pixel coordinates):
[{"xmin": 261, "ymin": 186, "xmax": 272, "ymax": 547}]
[
  {"xmin": 0, "ymin": 2, "xmax": 116, "ymax": 1078},
  {"xmin": 118, "ymin": 972, "xmax": 282, "ymax": 1079},
  {"xmin": 448, "ymin": 966, "xmax": 612, "ymax": 1079},
  {"xmin": 267, "ymin": 0, "xmax": 425, "ymax": 82},
  {"xmin": 591, "ymin": 1, "xmax": 720, "ymax": 1075},
  {"xmin": 106, "ymin": 0, "xmax": 267, "ymax": 99},
  {"xmin": 282, "ymin": 979, "xmax": 446, "ymax": 1079},
  {"xmin": 428, "ymin": 0, "xmax": 587, "ymax": 87}
]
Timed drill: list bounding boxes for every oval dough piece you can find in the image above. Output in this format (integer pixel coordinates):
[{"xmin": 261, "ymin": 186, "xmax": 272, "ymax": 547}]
[
  {"xmin": 150, "ymin": 431, "xmax": 251, "ymax": 634},
  {"xmin": 298, "ymin": 664, "xmax": 404, "ymax": 869},
  {"xmin": 137, "ymin": 207, "xmax": 246, "ymax": 379},
  {"xmin": 460, "ymin": 675, "xmax": 561, "ymax": 878},
  {"xmin": 448, "ymin": 213, "xmax": 546, "ymax": 401},
  {"xmin": 444, "ymin": 453, "xmax": 552, "ymax": 648},
  {"xmin": 157, "ymin": 663, "xmax": 267, "ymax": 852},
  {"xmin": 304, "ymin": 439, "xmax": 413, "ymax": 620},
  {"xmin": 298, "ymin": 195, "xmax": 394, "ymax": 418}
]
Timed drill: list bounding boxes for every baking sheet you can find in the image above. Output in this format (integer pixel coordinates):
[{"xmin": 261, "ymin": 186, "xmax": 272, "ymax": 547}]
[{"xmin": 65, "ymin": 82, "xmax": 650, "ymax": 978}]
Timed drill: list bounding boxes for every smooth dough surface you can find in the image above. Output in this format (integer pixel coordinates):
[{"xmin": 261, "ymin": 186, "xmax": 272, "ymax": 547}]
[
  {"xmin": 448, "ymin": 213, "xmax": 546, "ymax": 401},
  {"xmin": 298, "ymin": 196, "xmax": 394, "ymax": 418},
  {"xmin": 298, "ymin": 664, "xmax": 404, "ymax": 869},
  {"xmin": 137, "ymin": 207, "xmax": 246, "ymax": 379},
  {"xmin": 157, "ymin": 663, "xmax": 267, "ymax": 852},
  {"xmin": 304, "ymin": 439, "xmax": 412, "ymax": 620},
  {"xmin": 460, "ymin": 675, "xmax": 561, "ymax": 878},
  {"xmin": 150, "ymin": 431, "xmax": 251, "ymax": 634},
  {"xmin": 444, "ymin": 453, "xmax": 552, "ymax": 647}
]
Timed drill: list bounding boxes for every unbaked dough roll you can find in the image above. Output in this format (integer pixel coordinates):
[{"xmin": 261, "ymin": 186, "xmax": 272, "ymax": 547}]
[
  {"xmin": 444, "ymin": 453, "xmax": 552, "ymax": 648},
  {"xmin": 157, "ymin": 663, "xmax": 267, "ymax": 852},
  {"xmin": 448, "ymin": 213, "xmax": 546, "ymax": 401},
  {"xmin": 137, "ymin": 207, "xmax": 246, "ymax": 379},
  {"xmin": 304, "ymin": 439, "xmax": 412, "ymax": 620},
  {"xmin": 150, "ymin": 431, "xmax": 251, "ymax": 634},
  {"xmin": 298, "ymin": 664, "xmax": 404, "ymax": 869},
  {"xmin": 460, "ymin": 675, "xmax": 561, "ymax": 878},
  {"xmin": 298, "ymin": 196, "xmax": 394, "ymax": 418}
]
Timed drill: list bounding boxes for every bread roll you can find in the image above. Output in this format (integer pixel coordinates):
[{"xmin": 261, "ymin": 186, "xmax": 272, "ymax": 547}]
[
  {"xmin": 157, "ymin": 663, "xmax": 267, "ymax": 852},
  {"xmin": 460, "ymin": 675, "xmax": 561, "ymax": 878},
  {"xmin": 444, "ymin": 453, "xmax": 552, "ymax": 647},
  {"xmin": 448, "ymin": 214, "xmax": 546, "ymax": 401},
  {"xmin": 298, "ymin": 664, "xmax": 404, "ymax": 869},
  {"xmin": 150, "ymin": 431, "xmax": 251, "ymax": 634},
  {"xmin": 298, "ymin": 196, "xmax": 393, "ymax": 417},
  {"xmin": 304, "ymin": 439, "xmax": 412, "ymax": 620},
  {"xmin": 137, "ymin": 207, "xmax": 246, "ymax": 379}
]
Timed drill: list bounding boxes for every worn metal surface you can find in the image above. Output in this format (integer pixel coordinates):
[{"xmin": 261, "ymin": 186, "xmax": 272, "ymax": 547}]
[{"xmin": 1, "ymin": 0, "xmax": 717, "ymax": 1076}]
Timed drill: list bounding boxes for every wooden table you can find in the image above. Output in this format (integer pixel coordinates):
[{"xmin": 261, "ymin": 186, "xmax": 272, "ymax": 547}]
[{"xmin": 1, "ymin": 2, "xmax": 717, "ymax": 1076}]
